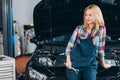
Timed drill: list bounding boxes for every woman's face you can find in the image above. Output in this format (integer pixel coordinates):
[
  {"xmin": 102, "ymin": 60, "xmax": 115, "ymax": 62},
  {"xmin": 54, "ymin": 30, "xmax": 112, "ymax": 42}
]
[{"xmin": 84, "ymin": 9, "xmax": 95, "ymax": 25}]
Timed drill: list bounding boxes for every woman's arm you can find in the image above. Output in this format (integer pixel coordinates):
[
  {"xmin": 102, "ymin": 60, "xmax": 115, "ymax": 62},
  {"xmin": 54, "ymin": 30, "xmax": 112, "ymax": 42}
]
[
  {"xmin": 65, "ymin": 26, "xmax": 79, "ymax": 69},
  {"xmin": 98, "ymin": 26, "xmax": 111, "ymax": 68}
]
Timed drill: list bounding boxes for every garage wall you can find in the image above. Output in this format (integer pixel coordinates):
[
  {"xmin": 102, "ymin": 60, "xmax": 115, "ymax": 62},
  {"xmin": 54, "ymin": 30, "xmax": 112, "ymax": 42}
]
[
  {"xmin": 12, "ymin": 0, "xmax": 41, "ymax": 54},
  {"xmin": 12, "ymin": 0, "xmax": 41, "ymax": 28}
]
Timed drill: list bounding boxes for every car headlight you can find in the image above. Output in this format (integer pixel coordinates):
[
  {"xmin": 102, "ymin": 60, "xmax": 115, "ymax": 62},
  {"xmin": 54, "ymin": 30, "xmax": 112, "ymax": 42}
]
[{"xmin": 28, "ymin": 67, "xmax": 47, "ymax": 80}]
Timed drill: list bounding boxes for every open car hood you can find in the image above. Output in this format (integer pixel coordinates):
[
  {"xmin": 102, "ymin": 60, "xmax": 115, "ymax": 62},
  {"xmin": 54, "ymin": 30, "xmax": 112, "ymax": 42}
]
[{"xmin": 33, "ymin": 0, "xmax": 120, "ymax": 41}]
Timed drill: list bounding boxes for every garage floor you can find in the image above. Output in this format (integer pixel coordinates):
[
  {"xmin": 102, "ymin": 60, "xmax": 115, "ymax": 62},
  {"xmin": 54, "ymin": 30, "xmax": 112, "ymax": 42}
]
[{"xmin": 15, "ymin": 54, "xmax": 31, "ymax": 80}]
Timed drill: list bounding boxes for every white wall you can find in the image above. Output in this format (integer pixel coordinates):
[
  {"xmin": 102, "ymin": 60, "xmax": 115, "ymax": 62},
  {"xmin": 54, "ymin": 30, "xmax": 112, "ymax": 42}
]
[
  {"xmin": 12, "ymin": 0, "xmax": 41, "ymax": 54},
  {"xmin": 13, "ymin": 0, "xmax": 41, "ymax": 27}
]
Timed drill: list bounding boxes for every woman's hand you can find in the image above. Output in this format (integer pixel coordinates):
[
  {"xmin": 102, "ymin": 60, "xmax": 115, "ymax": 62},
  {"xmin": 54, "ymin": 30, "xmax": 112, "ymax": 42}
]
[
  {"xmin": 65, "ymin": 60, "xmax": 72, "ymax": 69},
  {"xmin": 101, "ymin": 63, "xmax": 111, "ymax": 69},
  {"xmin": 100, "ymin": 57, "xmax": 111, "ymax": 68},
  {"xmin": 65, "ymin": 54, "xmax": 72, "ymax": 69}
]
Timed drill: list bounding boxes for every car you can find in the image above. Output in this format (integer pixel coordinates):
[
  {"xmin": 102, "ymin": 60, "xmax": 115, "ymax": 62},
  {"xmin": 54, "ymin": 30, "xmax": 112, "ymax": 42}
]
[
  {"xmin": 25, "ymin": 0, "xmax": 120, "ymax": 80},
  {"xmin": 25, "ymin": 35, "xmax": 120, "ymax": 80}
]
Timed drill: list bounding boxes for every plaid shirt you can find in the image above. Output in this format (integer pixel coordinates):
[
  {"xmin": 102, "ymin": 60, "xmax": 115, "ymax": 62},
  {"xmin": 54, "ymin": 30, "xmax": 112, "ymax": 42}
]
[{"xmin": 65, "ymin": 25, "xmax": 106, "ymax": 58}]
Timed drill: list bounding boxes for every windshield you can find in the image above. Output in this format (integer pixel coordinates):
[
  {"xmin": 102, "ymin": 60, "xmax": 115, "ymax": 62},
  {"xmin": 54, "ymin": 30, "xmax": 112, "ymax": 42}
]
[
  {"xmin": 43, "ymin": 33, "xmax": 120, "ymax": 44},
  {"xmin": 44, "ymin": 34, "xmax": 72, "ymax": 43}
]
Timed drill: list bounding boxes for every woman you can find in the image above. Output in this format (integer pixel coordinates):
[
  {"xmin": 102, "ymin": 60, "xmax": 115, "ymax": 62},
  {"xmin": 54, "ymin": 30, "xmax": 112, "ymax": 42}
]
[{"xmin": 65, "ymin": 4, "xmax": 111, "ymax": 80}]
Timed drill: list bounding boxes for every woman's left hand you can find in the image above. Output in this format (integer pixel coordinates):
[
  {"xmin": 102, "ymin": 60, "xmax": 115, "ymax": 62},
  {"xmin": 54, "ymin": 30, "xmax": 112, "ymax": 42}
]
[
  {"xmin": 100, "ymin": 57, "xmax": 112, "ymax": 69},
  {"xmin": 102, "ymin": 63, "xmax": 111, "ymax": 69}
]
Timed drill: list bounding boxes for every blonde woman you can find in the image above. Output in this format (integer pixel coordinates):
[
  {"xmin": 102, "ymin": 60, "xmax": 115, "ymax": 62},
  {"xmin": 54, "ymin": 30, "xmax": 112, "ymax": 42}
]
[{"xmin": 65, "ymin": 4, "xmax": 111, "ymax": 80}]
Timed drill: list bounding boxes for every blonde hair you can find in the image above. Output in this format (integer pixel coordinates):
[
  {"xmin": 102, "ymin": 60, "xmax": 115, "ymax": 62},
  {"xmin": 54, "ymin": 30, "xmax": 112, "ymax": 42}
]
[{"xmin": 83, "ymin": 4, "xmax": 104, "ymax": 36}]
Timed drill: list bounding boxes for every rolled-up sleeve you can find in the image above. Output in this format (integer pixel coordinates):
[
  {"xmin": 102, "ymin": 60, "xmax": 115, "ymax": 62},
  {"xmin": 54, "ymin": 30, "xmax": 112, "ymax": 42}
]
[
  {"xmin": 98, "ymin": 26, "xmax": 106, "ymax": 58},
  {"xmin": 65, "ymin": 27, "xmax": 79, "ymax": 55}
]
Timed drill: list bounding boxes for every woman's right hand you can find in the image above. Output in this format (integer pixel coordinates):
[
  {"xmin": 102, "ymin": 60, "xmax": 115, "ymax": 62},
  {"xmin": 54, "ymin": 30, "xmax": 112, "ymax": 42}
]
[
  {"xmin": 65, "ymin": 60, "xmax": 72, "ymax": 69},
  {"xmin": 65, "ymin": 54, "xmax": 72, "ymax": 69},
  {"xmin": 65, "ymin": 59, "xmax": 72, "ymax": 69}
]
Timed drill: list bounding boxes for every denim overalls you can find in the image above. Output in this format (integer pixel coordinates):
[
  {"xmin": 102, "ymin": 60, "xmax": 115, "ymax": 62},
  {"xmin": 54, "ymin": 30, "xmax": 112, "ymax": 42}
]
[{"xmin": 66, "ymin": 37, "xmax": 98, "ymax": 80}]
